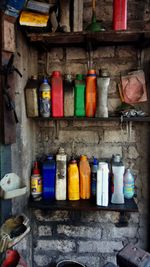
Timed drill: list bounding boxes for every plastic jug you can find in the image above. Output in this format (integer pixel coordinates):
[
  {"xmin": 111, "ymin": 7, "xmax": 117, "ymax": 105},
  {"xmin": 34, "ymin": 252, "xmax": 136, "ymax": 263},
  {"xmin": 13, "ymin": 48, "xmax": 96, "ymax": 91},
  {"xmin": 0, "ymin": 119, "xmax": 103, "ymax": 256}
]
[
  {"xmin": 51, "ymin": 71, "xmax": 64, "ymax": 117},
  {"xmin": 123, "ymin": 168, "xmax": 134, "ymax": 199},
  {"xmin": 42, "ymin": 155, "xmax": 56, "ymax": 200},
  {"xmin": 25, "ymin": 75, "xmax": 39, "ymax": 118},
  {"xmin": 111, "ymin": 154, "xmax": 125, "ymax": 204},
  {"xmin": 96, "ymin": 162, "xmax": 109, "ymax": 206},
  {"xmin": 79, "ymin": 155, "xmax": 91, "ymax": 199},
  {"xmin": 39, "ymin": 78, "xmax": 51, "ymax": 118},
  {"xmin": 74, "ymin": 74, "xmax": 85, "ymax": 117},
  {"xmin": 68, "ymin": 159, "xmax": 80, "ymax": 200},
  {"xmin": 86, "ymin": 69, "xmax": 97, "ymax": 117},
  {"xmin": 96, "ymin": 69, "xmax": 110, "ymax": 118},
  {"xmin": 91, "ymin": 157, "xmax": 98, "ymax": 200},
  {"xmin": 64, "ymin": 74, "xmax": 74, "ymax": 117},
  {"xmin": 55, "ymin": 147, "xmax": 67, "ymax": 200}
]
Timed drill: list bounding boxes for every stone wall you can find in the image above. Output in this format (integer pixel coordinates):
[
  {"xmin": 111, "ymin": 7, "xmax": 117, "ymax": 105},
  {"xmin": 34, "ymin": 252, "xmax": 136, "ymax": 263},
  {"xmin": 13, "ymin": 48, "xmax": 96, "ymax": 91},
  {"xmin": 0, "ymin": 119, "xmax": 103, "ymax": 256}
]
[{"xmin": 11, "ymin": 1, "xmax": 150, "ymax": 266}]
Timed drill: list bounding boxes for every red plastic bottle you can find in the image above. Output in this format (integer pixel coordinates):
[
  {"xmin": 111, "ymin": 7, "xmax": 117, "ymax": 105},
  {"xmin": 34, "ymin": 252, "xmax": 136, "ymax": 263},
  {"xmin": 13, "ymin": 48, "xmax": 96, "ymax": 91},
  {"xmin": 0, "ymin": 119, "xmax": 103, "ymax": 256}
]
[
  {"xmin": 113, "ymin": 0, "xmax": 127, "ymax": 31},
  {"xmin": 51, "ymin": 71, "xmax": 64, "ymax": 117}
]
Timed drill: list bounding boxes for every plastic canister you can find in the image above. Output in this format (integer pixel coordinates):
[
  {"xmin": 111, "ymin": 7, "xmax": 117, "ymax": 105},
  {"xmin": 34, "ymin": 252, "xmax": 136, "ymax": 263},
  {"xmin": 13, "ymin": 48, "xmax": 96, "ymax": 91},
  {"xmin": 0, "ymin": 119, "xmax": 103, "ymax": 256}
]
[
  {"xmin": 111, "ymin": 154, "xmax": 125, "ymax": 204},
  {"xmin": 79, "ymin": 155, "xmax": 91, "ymax": 199},
  {"xmin": 31, "ymin": 161, "xmax": 42, "ymax": 201},
  {"xmin": 123, "ymin": 168, "xmax": 134, "ymax": 199},
  {"xmin": 74, "ymin": 74, "xmax": 85, "ymax": 117},
  {"xmin": 55, "ymin": 147, "xmax": 67, "ymax": 200},
  {"xmin": 91, "ymin": 157, "xmax": 98, "ymax": 200},
  {"xmin": 64, "ymin": 74, "xmax": 74, "ymax": 117},
  {"xmin": 51, "ymin": 71, "xmax": 64, "ymax": 117},
  {"xmin": 39, "ymin": 78, "xmax": 51, "ymax": 117},
  {"xmin": 86, "ymin": 69, "xmax": 97, "ymax": 117},
  {"xmin": 96, "ymin": 69, "xmax": 110, "ymax": 118},
  {"xmin": 42, "ymin": 155, "xmax": 56, "ymax": 200},
  {"xmin": 96, "ymin": 162, "xmax": 109, "ymax": 206},
  {"xmin": 68, "ymin": 159, "xmax": 80, "ymax": 200},
  {"xmin": 25, "ymin": 75, "xmax": 39, "ymax": 117}
]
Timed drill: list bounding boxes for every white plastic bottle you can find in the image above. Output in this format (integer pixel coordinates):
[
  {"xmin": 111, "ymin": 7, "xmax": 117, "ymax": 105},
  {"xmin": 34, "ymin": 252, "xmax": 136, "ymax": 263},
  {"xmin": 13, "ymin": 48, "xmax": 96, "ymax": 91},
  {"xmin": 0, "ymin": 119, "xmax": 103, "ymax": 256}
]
[
  {"xmin": 111, "ymin": 154, "xmax": 125, "ymax": 204},
  {"xmin": 123, "ymin": 168, "xmax": 134, "ymax": 199},
  {"xmin": 96, "ymin": 162, "xmax": 109, "ymax": 206},
  {"xmin": 55, "ymin": 147, "xmax": 67, "ymax": 200}
]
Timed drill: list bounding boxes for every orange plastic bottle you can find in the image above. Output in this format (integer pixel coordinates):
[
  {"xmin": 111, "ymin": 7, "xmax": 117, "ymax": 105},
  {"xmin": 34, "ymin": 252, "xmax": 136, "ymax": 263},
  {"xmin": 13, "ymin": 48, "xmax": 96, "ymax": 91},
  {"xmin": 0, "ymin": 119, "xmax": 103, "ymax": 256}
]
[
  {"xmin": 68, "ymin": 159, "xmax": 80, "ymax": 200},
  {"xmin": 79, "ymin": 155, "xmax": 91, "ymax": 199},
  {"xmin": 86, "ymin": 69, "xmax": 97, "ymax": 117}
]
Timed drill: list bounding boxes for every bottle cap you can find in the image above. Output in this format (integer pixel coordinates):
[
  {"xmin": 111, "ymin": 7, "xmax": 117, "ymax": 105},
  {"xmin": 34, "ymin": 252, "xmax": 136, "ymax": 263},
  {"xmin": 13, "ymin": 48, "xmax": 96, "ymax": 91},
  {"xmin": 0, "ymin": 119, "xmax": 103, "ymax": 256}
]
[
  {"xmin": 65, "ymin": 74, "xmax": 72, "ymax": 81},
  {"xmin": 87, "ymin": 69, "xmax": 96, "ymax": 75},
  {"xmin": 80, "ymin": 155, "xmax": 87, "ymax": 161},
  {"xmin": 93, "ymin": 157, "xmax": 98, "ymax": 165},
  {"xmin": 31, "ymin": 75, "xmax": 37, "ymax": 80},
  {"xmin": 43, "ymin": 78, "xmax": 48, "ymax": 83},
  {"xmin": 47, "ymin": 155, "xmax": 53, "ymax": 160},
  {"xmin": 70, "ymin": 159, "xmax": 77, "ymax": 164},
  {"xmin": 99, "ymin": 69, "xmax": 109, "ymax": 77},
  {"xmin": 52, "ymin": 71, "xmax": 61, "ymax": 77},
  {"xmin": 32, "ymin": 161, "xmax": 40, "ymax": 175},
  {"xmin": 58, "ymin": 147, "xmax": 65, "ymax": 154},
  {"xmin": 76, "ymin": 74, "xmax": 84, "ymax": 80},
  {"xmin": 113, "ymin": 154, "xmax": 121, "ymax": 163}
]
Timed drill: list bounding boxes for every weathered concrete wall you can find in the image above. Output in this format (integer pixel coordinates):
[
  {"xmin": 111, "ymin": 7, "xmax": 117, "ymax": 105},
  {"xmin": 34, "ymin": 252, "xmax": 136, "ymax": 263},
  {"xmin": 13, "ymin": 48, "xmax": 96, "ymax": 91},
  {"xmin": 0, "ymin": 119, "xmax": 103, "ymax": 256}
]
[{"xmin": 10, "ymin": 1, "xmax": 150, "ymax": 266}]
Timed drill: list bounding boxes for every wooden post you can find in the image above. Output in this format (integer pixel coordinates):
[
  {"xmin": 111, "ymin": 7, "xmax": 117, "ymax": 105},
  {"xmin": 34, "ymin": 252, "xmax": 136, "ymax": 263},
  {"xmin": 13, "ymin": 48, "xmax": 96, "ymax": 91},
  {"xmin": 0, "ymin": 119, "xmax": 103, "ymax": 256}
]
[
  {"xmin": 0, "ymin": 11, "xmax": 17, "ymax": 144},
  {"xmin": 73, "ymin": 0, "xmax": 83, "ymax": 32}
]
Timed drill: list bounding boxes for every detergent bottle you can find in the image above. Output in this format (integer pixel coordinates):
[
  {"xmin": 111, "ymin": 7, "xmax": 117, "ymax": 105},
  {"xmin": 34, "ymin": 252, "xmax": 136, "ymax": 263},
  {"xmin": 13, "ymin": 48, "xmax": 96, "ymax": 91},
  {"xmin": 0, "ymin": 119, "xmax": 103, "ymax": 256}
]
[
  {"xmin": 68, "ymin": 159, "xmax": 80, "ymax": 200},
  {"xmin": 86, "ymin": 69, "xmax": 97, "ymax": 117},
  {"xmin": 51, "ymin": 71, "xmax": 63, "ymax": 117},
  {"xmin": 123, "ymin": 168, "xmax": 134, "ymax": 199},
  {"xmin": 55, "ymin": 147, "xmax": 67, "ymax": 200},
  {"xmin": 91, "ymin": 157, "xmax": 98, "ymax": 200},
  {"xmin": 79, "ymin": 155, "xmax": 91, "ymax": 199},
  {"xmin": 42, "ymin": 155, "xmax": 56, "ymax": 200},
  {"xmin": 74, "ymin": 74, "xmax": 86, "ymax": 117},
  {"xmin": 96, "ymin": 162, "xmax": 109, "ymax": 206}
]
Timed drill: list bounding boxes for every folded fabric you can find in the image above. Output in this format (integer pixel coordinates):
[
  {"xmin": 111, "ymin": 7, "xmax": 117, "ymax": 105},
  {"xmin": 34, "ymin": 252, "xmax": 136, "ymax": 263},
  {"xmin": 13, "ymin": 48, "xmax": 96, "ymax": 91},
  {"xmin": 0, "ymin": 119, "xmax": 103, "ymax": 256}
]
[{"xmin": 121, "ymin": 70, "xmax": 147, "ymax": 104}]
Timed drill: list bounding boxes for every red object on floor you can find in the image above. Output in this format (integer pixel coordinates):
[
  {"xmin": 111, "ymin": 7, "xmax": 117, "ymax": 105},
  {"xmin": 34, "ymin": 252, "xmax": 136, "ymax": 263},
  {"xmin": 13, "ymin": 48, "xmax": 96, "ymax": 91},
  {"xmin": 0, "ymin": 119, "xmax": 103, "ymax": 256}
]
[
  {"xmin": 2, "ymin": 250, "xmax": 28, "ymax": 267},
  {"xmin": 113, "ymin": 0, "xmax": 127, "ymax": 30}
]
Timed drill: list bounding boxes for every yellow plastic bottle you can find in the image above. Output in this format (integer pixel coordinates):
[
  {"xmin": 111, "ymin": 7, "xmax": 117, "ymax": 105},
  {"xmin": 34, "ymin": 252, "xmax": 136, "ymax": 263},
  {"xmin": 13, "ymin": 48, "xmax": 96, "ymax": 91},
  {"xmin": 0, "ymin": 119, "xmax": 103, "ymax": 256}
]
[
  {"xmin": 68, "ymin": 159, "xmax": 80, "ymax": 200},
  {"xmin": 79, "ymin": 155, "xmax": 91, "ymax": 199}
]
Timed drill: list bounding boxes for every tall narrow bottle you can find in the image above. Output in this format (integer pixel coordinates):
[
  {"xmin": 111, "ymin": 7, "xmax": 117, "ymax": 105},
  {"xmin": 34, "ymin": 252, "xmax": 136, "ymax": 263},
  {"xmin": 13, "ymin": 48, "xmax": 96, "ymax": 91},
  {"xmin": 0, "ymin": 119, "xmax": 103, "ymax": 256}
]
[
  {"xmin": 64, "ymin": 74, "xmax": 74, "ymax": 117},
  {"xmin": 55, "ymin": 147, "xmax": 67, "ymax": 200},
  {"xmin": 74, "ymin": 74, "xmax": 85, "ymax": 117},
  {"xmin": 79, "ymin": 155, "xmax": 91, "ymax": 199},
  {"xmin": 51, "ymin": 71, "xmax": 64, "ymax": 117},
  {"xmin": 113, "ymin": 0, "xmax": 127, "ymax": 30},
  {"xmin": 86, "ymin": 69, "xmax": 97, "ymax": 117},
  {"xmin": 111, "ymin": 154, "xmax": 125, "ymax": 204},
  {"xmin": 91, "ymin": 157, "xmax": 98, "ymax": 200},
  {"xmin": 123, "ymin": 168, "xmax": 134, "ymax": 199},
  {"xmin": 68, "ymin": 159, "xmax": 80, "ymax": 200},
  {"xmin": 96, "ymin": 69, "xmax": 110, "ymax": 118},
  {"xmin": 39, "ymin": 78, "xmax": 51, "ymax": 118}
]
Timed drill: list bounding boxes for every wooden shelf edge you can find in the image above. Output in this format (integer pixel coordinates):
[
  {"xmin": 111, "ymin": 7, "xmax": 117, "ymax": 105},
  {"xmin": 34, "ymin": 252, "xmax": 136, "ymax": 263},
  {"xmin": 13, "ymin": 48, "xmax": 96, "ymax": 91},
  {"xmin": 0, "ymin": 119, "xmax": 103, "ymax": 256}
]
[
  {"xmin": 26, "ymin": 30, "xmax": 150, "ymax": 46},
  {"xmin": 29, "ymin": 198, "xmax": 138, "ymax": 213},
  {"xmin": 30, "ymin": 116, "xmax": 150, "ymax": 122}
]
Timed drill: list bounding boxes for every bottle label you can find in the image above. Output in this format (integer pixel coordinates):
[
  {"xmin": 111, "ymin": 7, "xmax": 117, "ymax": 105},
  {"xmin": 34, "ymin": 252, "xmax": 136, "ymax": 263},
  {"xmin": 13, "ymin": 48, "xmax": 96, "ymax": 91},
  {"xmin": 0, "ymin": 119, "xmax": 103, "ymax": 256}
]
[
  {"xmin": 39, "ymin": 98, "xmax": 50, "ymax": 116},
  {"xmin": 42, "ymin": 91, "xmax": 51, "ymax": 99},
  {"xmin": 31, "ymin": 176, "xmax": 42, "ymax": 196},
  {"xmin": 57, "ymin": 160, "xmax": 66, "ymax": 179}
]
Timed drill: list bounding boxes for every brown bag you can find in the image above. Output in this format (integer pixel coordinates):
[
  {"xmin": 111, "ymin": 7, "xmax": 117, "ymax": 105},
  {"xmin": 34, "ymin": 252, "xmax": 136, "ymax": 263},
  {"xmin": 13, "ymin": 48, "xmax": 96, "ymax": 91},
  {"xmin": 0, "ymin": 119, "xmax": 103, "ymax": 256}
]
[{"xmin": 121, "ymin": 70, "xmax": 147, "ymax": 104}]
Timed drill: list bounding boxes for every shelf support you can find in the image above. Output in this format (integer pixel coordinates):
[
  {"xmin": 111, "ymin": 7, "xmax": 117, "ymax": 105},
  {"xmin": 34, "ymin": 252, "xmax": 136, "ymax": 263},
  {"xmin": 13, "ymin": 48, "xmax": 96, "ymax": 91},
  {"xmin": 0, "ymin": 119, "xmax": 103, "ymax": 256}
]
[{"xmin": 115, "ymin": 211, "xmax": 129, "ymax": 227}]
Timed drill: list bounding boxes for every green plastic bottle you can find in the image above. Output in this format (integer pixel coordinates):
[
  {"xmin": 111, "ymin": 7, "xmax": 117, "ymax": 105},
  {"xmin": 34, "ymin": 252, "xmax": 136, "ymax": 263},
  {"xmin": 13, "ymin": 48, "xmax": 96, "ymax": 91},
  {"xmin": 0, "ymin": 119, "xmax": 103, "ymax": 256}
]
[{"xmin": 74, "ymin": 74, "xmax": 85, "ymax": 117}]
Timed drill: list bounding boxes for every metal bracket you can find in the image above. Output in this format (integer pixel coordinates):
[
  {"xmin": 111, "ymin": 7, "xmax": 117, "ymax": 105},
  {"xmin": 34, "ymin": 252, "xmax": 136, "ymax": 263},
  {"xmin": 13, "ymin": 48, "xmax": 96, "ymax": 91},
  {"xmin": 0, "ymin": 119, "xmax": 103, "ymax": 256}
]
[{"xmin": 115, "ymin": 211, "xmax": 129, "ymax": 227}]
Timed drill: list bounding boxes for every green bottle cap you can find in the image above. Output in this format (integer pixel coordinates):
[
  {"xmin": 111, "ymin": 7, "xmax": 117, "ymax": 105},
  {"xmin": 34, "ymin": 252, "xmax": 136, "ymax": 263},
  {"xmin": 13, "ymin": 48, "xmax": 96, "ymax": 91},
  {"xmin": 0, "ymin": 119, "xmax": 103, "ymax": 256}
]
[{"xmin": 76, "ymin": 74, "xmax": 84, "ymax": 80}]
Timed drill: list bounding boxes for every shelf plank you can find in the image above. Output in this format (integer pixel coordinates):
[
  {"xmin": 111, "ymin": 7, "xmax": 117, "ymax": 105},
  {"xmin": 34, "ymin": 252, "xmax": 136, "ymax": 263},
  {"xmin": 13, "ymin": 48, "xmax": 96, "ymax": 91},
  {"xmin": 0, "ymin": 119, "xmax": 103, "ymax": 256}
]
[
  {"xmin": 29, "ymin": 198, "xmax": 138, "ymax": 212},
  {"xmin": 26, "ymin": 30, "xmax": 150, "ymax": 46},
  {"xmin": 31, "ymin": 116, "xmax": 150, "ymax": 122}
]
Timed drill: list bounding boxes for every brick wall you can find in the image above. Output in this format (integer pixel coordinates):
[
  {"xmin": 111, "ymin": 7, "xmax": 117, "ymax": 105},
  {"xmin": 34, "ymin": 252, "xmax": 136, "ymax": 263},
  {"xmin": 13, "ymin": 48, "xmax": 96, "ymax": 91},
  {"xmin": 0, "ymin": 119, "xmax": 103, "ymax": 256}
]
[{"xmin": 12, "ymin": 1, "xmax": 150, "ymax": 266}]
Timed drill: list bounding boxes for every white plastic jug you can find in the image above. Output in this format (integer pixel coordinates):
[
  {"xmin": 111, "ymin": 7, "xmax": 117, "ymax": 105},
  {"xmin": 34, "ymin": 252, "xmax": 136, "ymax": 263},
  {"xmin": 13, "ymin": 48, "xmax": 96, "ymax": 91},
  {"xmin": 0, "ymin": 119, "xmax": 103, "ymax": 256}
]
[{"xmin": 96, "ymin": 162, "xmax": 109, "ymax": 206}]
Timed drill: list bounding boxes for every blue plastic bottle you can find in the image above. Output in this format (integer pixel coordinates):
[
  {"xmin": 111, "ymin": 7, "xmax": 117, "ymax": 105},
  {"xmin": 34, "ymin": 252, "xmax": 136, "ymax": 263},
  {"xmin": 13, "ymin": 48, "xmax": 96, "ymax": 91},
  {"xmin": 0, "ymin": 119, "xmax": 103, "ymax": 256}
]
[
  {"xmin": 42, "ymin": 155, "xmax": 56, "ymax": 200},
  {"xmin": 91, "ymin": 157, "xmax": 98, "ymax": 200}
]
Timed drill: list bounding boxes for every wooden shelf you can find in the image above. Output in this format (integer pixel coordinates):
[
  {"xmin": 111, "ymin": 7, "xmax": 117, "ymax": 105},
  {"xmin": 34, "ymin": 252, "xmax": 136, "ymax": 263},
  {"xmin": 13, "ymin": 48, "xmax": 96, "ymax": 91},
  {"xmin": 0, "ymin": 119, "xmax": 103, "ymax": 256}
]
[
  {"xmin": 32, "ymin": 116, "xmax": 150, "ymax": 122},
  {"xmin": 26, "ymin": 30, "xmax": 150, "ymax": 48},
  {"xmin": 29, "ymin": 198, "xmax": 138, "ymax": 212}
]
